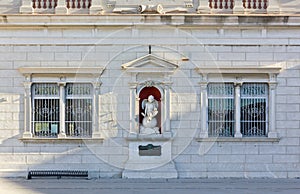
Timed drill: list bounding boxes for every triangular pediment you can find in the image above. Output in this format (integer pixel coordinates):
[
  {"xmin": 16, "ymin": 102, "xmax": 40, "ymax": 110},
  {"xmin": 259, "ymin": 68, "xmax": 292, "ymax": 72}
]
[{"xmin": 122, "ymin": 54, "xmax": 178, "ymax": 73}]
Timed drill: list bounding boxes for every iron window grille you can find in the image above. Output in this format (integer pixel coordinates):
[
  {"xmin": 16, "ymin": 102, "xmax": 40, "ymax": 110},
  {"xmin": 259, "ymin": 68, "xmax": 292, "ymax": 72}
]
[
  {"xmin": 208, "ymin": 83, "xmax": 235, "ymax": 137},
  {"xmin": 65, "ymin": 83, "xmax": 93, "ymax": 137},
  {"xmin": 241, "ymin": 83, "xmax": 268, "ymax": 137},
  {"xmin": 207, "ymin": 82, "xmax": 269, "ymax": 137},
  {"xmin": 32, "ymin": 83, "xmax": 93, "ymax": 138}
]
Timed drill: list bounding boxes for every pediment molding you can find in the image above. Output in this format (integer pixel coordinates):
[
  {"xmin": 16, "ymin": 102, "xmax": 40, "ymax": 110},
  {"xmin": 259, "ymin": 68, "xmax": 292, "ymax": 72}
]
[{"xmin": 122, "ymin": 54, "xmax": 178, "ymax": 74}]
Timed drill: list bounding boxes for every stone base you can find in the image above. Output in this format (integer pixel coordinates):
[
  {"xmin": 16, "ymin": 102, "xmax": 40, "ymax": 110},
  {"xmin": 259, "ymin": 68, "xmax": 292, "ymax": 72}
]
[
  {"xmin": 89, "ymin": 6, "xmax": 104, "ymax": 15},
  {"xmin": 197, "ymin": 6, "xmax": 210, "ymax": 14},
  {"xmin": 122, "ymin": 162, "xmax": 177, "ymax": 178},
  {"xmin": 55, "ymin": 7, "xmax": 68, "ymax": 14}
]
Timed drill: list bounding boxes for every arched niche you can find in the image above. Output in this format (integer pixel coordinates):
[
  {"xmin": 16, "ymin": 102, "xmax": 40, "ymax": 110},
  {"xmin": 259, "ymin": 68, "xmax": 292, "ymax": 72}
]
[{"xmin": 138, "ymin": 86, "xmax": 162, "ymax": 133}]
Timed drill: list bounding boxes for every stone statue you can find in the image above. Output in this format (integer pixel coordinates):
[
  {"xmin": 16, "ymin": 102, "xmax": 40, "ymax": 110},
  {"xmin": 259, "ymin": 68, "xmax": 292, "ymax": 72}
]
[{"xmin": 140, "ymin": 95, "xmax": 160, "ymax": 134}]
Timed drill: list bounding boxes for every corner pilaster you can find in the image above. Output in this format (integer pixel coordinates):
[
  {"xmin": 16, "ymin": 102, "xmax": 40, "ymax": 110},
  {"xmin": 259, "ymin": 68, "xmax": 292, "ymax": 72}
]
[
  {"xmin": 234, "ymin": 82, "xmax": 243, "ymax": 138},
  {"xmin": 199, "ymin": 74, "xmax": 208, "ymax": 138},
  {"xmin": 268, "ymin": 73, "xmax": 278, "ymax": 138},
  {"xmin": 92, "ymin": 81, "xmax": 102, "ymax": 138},
  {"xmin": 23, "ymin": 78, "xmax": 33, "ymax": 138},
  {"xmin": 58, "ymin": 81, "xmax": 67, "ymax": 138},
  {"xmin": 129, "ymin": 82, "xmax": 139, "ymax": 134}
]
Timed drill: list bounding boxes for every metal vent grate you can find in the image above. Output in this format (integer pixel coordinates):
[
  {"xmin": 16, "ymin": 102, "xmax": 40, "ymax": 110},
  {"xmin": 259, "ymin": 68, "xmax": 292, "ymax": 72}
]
[{"xmin": 27, "ymin": 170, "xmax": 88, "ymax": 179}]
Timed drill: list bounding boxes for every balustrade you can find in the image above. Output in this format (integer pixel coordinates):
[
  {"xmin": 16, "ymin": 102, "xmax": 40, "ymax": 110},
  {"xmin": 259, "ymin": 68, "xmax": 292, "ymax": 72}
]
[
  {"xmin": 66, "ymin": 0, "xmax": 91, "ymax": 9},
  {"xmin": 31, "ymin": 0, "xmax": 91, "ymax": 13},
  {"xmin": 243, "ymin": 0, "xmax": 268, "ymax": 10},
  {"xmin": 19, "ymin": 0, "xmax": 279, "ymax": 14},
  {"xmin": 209, "ymin": 0, "xmax": 234, "ymax": 10},
  {"xmin": 209, "ymin": 0, "xmax": 268, "ymax": 11},
  {"xmin": 32, "ymin": 0, "xmax": 57, "ymax": 9}
]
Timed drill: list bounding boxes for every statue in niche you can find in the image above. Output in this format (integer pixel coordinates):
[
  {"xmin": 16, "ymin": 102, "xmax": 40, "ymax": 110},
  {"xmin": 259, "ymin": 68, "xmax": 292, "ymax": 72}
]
[{"xmin": 140, "ymin": 95, "xmax": 160, "ymax": 134}]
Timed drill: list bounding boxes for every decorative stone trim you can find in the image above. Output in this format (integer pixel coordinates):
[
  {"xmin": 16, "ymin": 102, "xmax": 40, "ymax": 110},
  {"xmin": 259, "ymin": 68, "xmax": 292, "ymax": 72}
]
[
  {"xmin": 125, "ymin": 132, "xmax": 173, "ymax": 141},
  {"xmin": 122, "ymin": 54, "xmax": 178, "ymax": 74},
  {"xmin": 195, "ymin": 137, "xmax": 280, "ymax": 142},
  {"xmin": 18, "ymin": 67, "xmax": 104, "ymax": 76},
  {"xmin": 195, "ymin": 66, "xmax": 281, "ymax": 75},
  {"xmin": 20, "ymin": 138, "xmax": 104, "ymax": 144}
]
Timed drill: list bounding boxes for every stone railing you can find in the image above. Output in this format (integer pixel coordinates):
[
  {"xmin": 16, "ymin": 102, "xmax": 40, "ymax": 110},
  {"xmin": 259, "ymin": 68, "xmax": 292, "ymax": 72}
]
[
  {"xmin": 243, "ymin": 0, "xmax": 268, "ymax": 10},
  {"xmin": 209, "ymin": 0, "xmax": 235, "ymax": 10},
  {"xmin": 19, "ymin": 0, "xmax": 280, "ymax": 14},
  {"xmin": 208, "ymin": 0, "xmax": 268, "ymax": 13},
  {"xmin": 66, "ymin": 0, "xmax": 92, "ymax": 9},
  {"xmin": 208, "ymin": 0, "xmax": 268, "ymax": 10},
  {"xmin": 198, "ymin": 0, "xmax": 279, "ymax": 14},
  {"xmin": 32, "ymin": 0, "xmax": 57, "ymax": 13},
  {"xmin": 20, "ymin": 0, "xmax": 92, "ymax": 14}
]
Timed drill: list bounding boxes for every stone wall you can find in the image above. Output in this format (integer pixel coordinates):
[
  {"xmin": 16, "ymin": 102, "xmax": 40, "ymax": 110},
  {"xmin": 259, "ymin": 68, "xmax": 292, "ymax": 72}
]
[{"xmin": 0, "ymin": 15, "xmax": 299, "ymax": 178}]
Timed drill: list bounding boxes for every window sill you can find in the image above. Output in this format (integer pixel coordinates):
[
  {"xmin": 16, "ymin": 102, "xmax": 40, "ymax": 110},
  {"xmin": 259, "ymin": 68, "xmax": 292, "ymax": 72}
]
[
  {"xmin": 195, "ymin": 137, "xmax": 280, "ymax": 142},
  {"xmin": 19, "ymin": 137, "xmax": 104, "ymax": 144},
  {"xmin": 125, "ymin": 132, "xmax": 173, "ymax": 141}
]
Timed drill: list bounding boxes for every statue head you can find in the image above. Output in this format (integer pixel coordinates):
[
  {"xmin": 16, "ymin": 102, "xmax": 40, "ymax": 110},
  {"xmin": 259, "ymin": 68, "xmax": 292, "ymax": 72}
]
[{"xmin": 148, "ymin": 95, "xmax": 154, "ymax": 103}]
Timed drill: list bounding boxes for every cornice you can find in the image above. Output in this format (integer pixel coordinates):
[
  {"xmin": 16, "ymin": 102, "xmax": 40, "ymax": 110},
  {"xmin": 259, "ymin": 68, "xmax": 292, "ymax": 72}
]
[
  {"xmin": 1, "ymin": 15, "xmax": 300, "ymax": 27},
  {"xmin": 195, "ymin": 66, "xmax": 282, "ymax": 75},
  {"xmin": 18, "ymin": 67, "xmax": 105, "ymax": 76}
]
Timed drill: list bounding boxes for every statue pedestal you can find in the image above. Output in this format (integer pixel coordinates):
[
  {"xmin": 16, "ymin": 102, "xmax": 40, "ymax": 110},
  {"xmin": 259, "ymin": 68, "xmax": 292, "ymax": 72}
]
[
  {"xmin": 122, "ymin": 161, "xmax": 177, "ymax": 178},
  {"xmin": 122, "ymin": 133, "xmax": 177, "ymax": 178}
]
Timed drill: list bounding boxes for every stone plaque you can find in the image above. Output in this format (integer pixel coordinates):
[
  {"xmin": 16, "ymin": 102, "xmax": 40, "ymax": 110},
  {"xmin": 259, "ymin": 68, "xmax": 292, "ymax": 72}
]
[{"xmin": 139, "ymin": 144, "xmax": 161, "ymax": 156}]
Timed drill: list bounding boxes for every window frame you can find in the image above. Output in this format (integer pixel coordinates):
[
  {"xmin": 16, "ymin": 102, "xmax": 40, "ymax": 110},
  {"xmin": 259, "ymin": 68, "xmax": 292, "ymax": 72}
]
[
  {"xmin": 18, "ymin": 67, "xmax": 104, "ymax": 140},
  {"xmin": 196, "ymin": 66, "xmax": 281, "ymax": 140}
]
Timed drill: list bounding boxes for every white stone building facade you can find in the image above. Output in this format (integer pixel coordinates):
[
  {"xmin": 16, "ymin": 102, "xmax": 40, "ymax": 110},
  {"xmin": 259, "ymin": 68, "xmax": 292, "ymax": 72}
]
[{"xmin": 0, "ymin": 0, "xmax": 300, "ymax": 178}]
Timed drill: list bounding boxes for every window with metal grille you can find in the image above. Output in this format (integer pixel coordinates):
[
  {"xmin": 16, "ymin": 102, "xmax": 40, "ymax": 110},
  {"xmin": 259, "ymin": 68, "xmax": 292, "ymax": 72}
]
[
  {"xmin": 32, "ymin": 83, "xmax": 60, "ymax": 137},
  {"xmin": 65, "ymin": 83, "xmax": 93, "ymax": 137},
  {"xmin": 32, "ymin": 83, "xmax": 93, "ymax": 138},
  {"xmin": 241, "ymin": 83, "xmax": 268, "ymax": 136},
  {"xmin": 208, "ymin": 83, "xmax": 235, "ymax": 137}
]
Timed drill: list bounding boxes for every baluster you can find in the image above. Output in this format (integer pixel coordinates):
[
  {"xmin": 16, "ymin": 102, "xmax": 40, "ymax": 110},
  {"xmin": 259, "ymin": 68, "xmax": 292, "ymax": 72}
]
[
  {"xmin": 253, "ymin": 0, "xmax": 257, "ymax": 9},
  {"xmin": 38, "ymin": 0, "xmax": 41, "ymax": 8},
  {"xmin": 33, "ymin": 0, "xmax": 36, "ymax": 9},
  {"xmin": 82, "ymin": 0, "xmax": 86, "ymax": 8},
  {"xmin": 49, "ymin": 0, "xmax": 52, "ymax": 8},
  {"xmin": 263, "ymin": 0, "xmax": 268, "ymax": 9},
  {"xmin": 248, "ymin": 0, "xmax": 251, "ymax": 9},
  {"xmin": 242, "ymin": 0, "xmax": 246, "ymax": 8},
  {"xmin": 43, "ymin": 0, "xmax": 47, "ymax": 9},
  {"xmin": 77, "ymin": 0, "xmax": 81, "ymax": 8},
  {"xmin": 72, "ymin": 0, "xmax": 75, "ymax": 8},
  {"xmin": 209, "ymin": 0, "xmax": 213, "ymax": 8},
  {"xmin": 54, "ymin": 0, "xmax": 57, "ymax": 7},
  {"xmin": 230, "ymin": 0, "xmax": 234, "ymax": 9},
  {"xmin": 88, "ymin": 0, "xmax": 91, "ymax": 8},
  {"xmin": 214, "ymin": 0, "xmax": 218, "ymax": 9},
  {"xmin": 66, "ymin": 0, "xmax": 70, "ymax": 9},
  {"xmin": 258, "ymin": 0, "xmax": 262, "ymax": 9},
  {"xmin": 224, "ymin": 0, "xmax": 228, "ymax": 9},
  {"xmin": 219, "ymin": 0, "xmax": 223, "ymax": 9}
]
